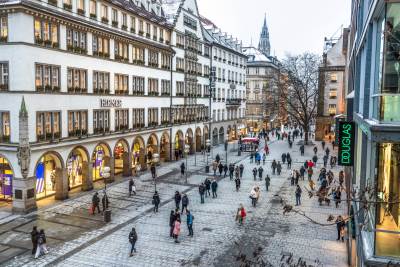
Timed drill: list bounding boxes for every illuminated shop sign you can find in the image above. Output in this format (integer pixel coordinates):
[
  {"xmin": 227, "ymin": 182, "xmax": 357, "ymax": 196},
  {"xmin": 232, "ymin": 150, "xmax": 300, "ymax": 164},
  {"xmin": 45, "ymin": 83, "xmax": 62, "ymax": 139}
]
[
  {"xmin": 100, "ymin": 99, "xmax": 122, "ymax": 108},
  {"xmin": 338, "ymin": 121, "xmax": 355, "ymax": 166}
]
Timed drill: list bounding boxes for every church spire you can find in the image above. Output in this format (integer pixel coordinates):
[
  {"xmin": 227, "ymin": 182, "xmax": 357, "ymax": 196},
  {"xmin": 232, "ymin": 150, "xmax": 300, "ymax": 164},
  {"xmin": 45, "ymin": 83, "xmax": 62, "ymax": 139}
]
[{"xmin": 258, "ymin": 14, "xmax": 271, "ymax": 57}]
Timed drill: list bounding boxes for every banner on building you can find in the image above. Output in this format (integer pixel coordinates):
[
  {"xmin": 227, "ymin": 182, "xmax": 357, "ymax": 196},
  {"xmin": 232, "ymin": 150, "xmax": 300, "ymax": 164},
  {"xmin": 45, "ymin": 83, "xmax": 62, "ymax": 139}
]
[{"xmin": 338, "ymin": 121, "xmax": 355, "ymax": 166}]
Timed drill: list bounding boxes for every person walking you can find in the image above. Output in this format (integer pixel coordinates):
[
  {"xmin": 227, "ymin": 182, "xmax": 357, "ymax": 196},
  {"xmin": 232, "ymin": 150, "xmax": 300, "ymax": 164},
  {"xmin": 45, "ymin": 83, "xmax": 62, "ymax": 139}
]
[
  {"xmin": 252, "ymin": 167, "xmax": 257, "ymax": 180},
  {"xmin": 295, "ymin": 185, "xmax": 302, "ymax": 206},
  {"xmin": 216, "ymin": 154, "xmax": 221, "ymax": 163},
  {"xmin": 236, "ymin": 204, "xmax": 246, "ymax": 225},
  {"xmin": 281, "ymin": 153, "xmax": 287, "ymax": 164},
  {"xmin": 325, "ymin": 147, "xmax": 330, "ymax": 157},
  {"xmin": 212, "ymin": 161, "xmax": 218, "ymax": 176},
  {"xmin": 322, "ymin": 140, "xmax": 326, "ymax": 150},
  {"xmin": 129, "ymin": 227, "xmax": 138, "ymax": 256},
  {"xmin": 334, "ymin": 187, "xmax": 342, "ymax": 208},
  {"xmin": 152, "ymin": 191, "xmax": 160, "ymax": 212},
  {"xmin": 262, "ymin": 153, "xmax": 266, "ymax": 165},
  {"xmin": 31, "ymin": 226, "xmax": 38, "ymax": 255},
  {"xmin": 323, "ymin": 154, "xmax": 328, "ymax": 168},
  {"xmin": 265, "ymin": 175, "xmax": 270, "ymax": 191},
  {"xmin": 339, "ymin": 171, "xmax": 344, "ymax": 187},
  {"xmin": 312, "ymin": 155, "xmax": 318, "ymax": 166},
  {"xmin": 91, "ymin": 192, "xmax": 101, "ymax": 215},
  {"xmin": 218, "ymin": 162, "xmax": 224, "ymax": 177},
  {"xmin": 101, "ymin": 191, "xmax": 109, "ymax": 213},
  {"xmin": 173, "ymin": 218, "xmax": 181, "ymax": 243},
  {"xmin": 128, "ymin": 178, "xmax": 136, "ymax": 196},
  {"xmin": 258, "ymin": 166, "xmax": 264, "ymax": 181},
  {"xmin": 300, "ymin": 166, "xmax": 305, "ymax": 180},
  {"xmin": 223, "ymin": 163, "xmax": 228, "ymax": 178},
  {"xmin": 169, "ymin": 210, "xmax": 176, "ymax": 237},
  {"xmin": 180, "ymin": 162, "xmax": 185, "ymax": 178},
  {"xmin": 235, "ymin": 176, "xmax": 241, "ymax": 192},
  {"xmin": 229, "ymin": 164, "xmax": 234, "ymax": 180},
  {"xmin": 235, "ymin": 166, "xmax": 240, "ymax": 180},
  {"xmin": 34, "ymin": 229, "xmax": 48, "ymax": 259},
  {"xmin": 335, "ymin": 215, "xmax": 345, "ymax": 242},
  {"xmin": 307, "ymin": 167, "xmax": 313, "ymax": 180},
  {"xmin": 313, "ymin": 146, "xmax": 318, "ymax": 155},
  {"xmin": 181, "ymin": 194, "xmax": 189, "ymax": 213},
  {"xmin": 271, "ymin": 160, "xmax": 277, "ymax": 175},
  {"xmin": 287, "ymin": 157, "xmax": 292, "ymax": 169},
  {"xmin": 250, "ymin": 152, "xmax": 254, "ymax": 163},
  {"xmin": 186, "ymin": 210, "xmax": 194, "ymax": 237},
  {"xmin": 250, "ymin": 187, "xmax": 258, "ymax": 207},
  {"xmin": 150, "ymin": 163, "xmax": 156, "ymax": 179},
  {"xmin": 332, "ymin": 140, "xmax": 336, "ymax": 150},
  {"xmin": 174, "ymin": 191, "xmax": 181, "ymax": 210},
  {"xmin": 204, "ymin": 178, "xmax": 211, "ymax": 197},
  {"xmin": 277, "ymin": 162, "xmax": 282, "ymax": 176},
  {"xmin": 239, "ymin": 164, "xmax": 244, "ymax": 178},
  {"xmin": 211, "ymin": 179, "xmax": 218, "ymax": 198},
  {"xmin": 198, "ymin": 183, "xmax": 205, "ymax": 204},
  {"xmin": 300, "ymin": 144, "xmax": 305, "ymax": 156}
]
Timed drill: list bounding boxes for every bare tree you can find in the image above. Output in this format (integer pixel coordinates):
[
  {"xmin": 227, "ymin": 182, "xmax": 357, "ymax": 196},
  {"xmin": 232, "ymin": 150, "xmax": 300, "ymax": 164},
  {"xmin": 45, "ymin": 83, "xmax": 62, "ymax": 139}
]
[{"xmin": 278, "ymin": 53, "xmax": 320, "ymax": 144}]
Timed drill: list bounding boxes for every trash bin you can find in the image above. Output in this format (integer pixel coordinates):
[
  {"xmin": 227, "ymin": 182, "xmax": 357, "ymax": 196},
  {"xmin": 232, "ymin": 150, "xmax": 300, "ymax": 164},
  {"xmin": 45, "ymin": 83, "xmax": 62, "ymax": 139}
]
[
  {"xmin": 238, "ymin": 150, "xmax": 241, "ymax": 156},
  {"xmin": 104, "ymin": 209, "xmax": 111, "ymax": 222},
  {"xmin": 205, "ymin": 165, "xmax": 210, "ymax": 173}
]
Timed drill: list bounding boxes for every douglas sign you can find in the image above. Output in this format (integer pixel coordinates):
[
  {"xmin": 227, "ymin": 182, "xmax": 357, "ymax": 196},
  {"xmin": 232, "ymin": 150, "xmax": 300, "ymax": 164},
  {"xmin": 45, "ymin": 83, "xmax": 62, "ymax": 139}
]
[{"xmin": 338, "ymin": 121, "xmax": 355, "ymax": 166}]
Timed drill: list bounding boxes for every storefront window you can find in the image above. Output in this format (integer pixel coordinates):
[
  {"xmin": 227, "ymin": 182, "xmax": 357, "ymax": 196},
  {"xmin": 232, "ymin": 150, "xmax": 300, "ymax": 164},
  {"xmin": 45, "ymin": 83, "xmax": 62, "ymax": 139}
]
[
  {"xmin": 67, "ymin": 152, "xmax": 83, "ymax": 188},
  {"xmin": 377, "ymin": 3, "xmax": 400, "ymax": 122},
  {"xmin": 92, "ymin": 145, "xmax": 106, "ymax": 181},
  {"xmin": 35, "ymin": 155, "xmax": 57, "ymax": 199},
  {"xmin": 114, "ymin": 142, "xmax": 125, "ymax": 175},
  {"xmin": 0, "ymin": 156, "xmax": 12, "ymax": 200},
  {"xmin": 132, "ymin": 141, "xmax": 141, "ymax": 170},
  {"xmin": 375, "ymin": 143, "xmax": 400, "ymax": 258}
]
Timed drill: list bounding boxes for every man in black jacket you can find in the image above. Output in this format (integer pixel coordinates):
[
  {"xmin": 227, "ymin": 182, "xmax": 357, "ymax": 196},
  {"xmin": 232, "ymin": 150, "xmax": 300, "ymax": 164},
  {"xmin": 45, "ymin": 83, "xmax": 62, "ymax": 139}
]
[
  {"xmin": 153, "ymin": 191, "xmax": 160, "ymax": 212},
  {"xmin": 31, "ymin": 226, "xmax": 38, "ymax": 255},
  {"xmin": 198, "ymin": 183, "xmax": 205, "ymax": 204},
  {"xmin": 92, "ymin": 192, "xmax": 101, "ymax": 214},
  {"xmin": 174, "ymin": 191, "xmax": 181, "ymax": 210},
  {"xmin": 129, "ymin": 227, "xmax": 138, "ymax": 256},
  {"xmin": 181, "ymin": 194, "xmax": 189, "ymax": 213},
  {"xmin": 211, "ymin": 179, "xmax": 218, "ymax": 198}
]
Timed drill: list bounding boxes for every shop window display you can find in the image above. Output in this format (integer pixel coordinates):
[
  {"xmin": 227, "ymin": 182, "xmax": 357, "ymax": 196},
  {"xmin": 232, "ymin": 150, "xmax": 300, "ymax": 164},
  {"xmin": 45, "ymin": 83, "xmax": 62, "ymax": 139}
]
[
  {"xmin": 0, "ymin": 157, "xmax": 12, "ymax": 200},
  {"xmin": 67, "ymin": 153, "xmax": 83, "ymax": 188},
  {"xmin": 35, "ymin": 155, "xmax": 57, "ymax": 199},
  {"xmin": 132, "ymin": 141, "xmax": 142, "ymax": 171},
  {"xmin": 92, "ymin": 145, "xmax": 106, "ymax": 181},
  {"xmin": 375, "ymin": 143, "xmax": 400, "ymax": 258},
  {"xmin": 114, "ymin": 142, "xmax": 125, "ymax": 175}
]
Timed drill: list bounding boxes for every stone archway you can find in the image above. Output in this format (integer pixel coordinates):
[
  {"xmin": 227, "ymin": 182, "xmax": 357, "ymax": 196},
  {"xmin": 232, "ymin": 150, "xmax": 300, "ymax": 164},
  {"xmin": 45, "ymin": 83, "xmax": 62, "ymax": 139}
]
[
  {"xmin": 174, "ymin": 130, "xmax": 184, "ymax": 160},
  {"xmin": 35, "ymin": 151, "xmax": 66, "ymax": 200},
  {"xmin": 0, "ymin": 155, "xmax": 14, "ymax": 200},
  {"xmin": 195, "ymin": 127, "xmax": 202, "ymax": 152},
  {"xmin": 185, "ymin": 128, "xmax": 194, "ymax": 154},
  {"xmin": 219, "ymin": 127, "xmax": 225, "ymax": 144},
  {"xmin": 160, "ymin": 131, "xmax": 170, "ymax": 162},
  {"xmin": 212, "ymin": 128, "xmax": 218, "ymax": 146},
  {"xmin": 67, "ymin": 146, "xmax": 91, "ymax": 191},
  {"xmin": 114, "ymin": 139, "xmax": 130, "ymax": 177},
  {"xmin": 91, "ymin": 143, "xmax": 112, "ymax": 182},
  {"xmin": 132, "ymin": 136, "xmax": 146, "ymax": 172},
  {"xmin": 147, "ymin": 134, "xmax": 159, "ymax": 163}
]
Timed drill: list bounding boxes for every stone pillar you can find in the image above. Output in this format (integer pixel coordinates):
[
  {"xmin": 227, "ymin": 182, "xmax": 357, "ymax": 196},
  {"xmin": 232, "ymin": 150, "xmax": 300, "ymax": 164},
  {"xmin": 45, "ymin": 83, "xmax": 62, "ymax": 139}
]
[
  {"xmin": 55, "ymin": 168, "xmax": 68, "ymax": 200},
  {"xmin": 139, "ymin": 148, "xmax": 147, "ymax": 171},
  {"xmin": 12, "ymin": 176, "xmax": 37, "ymax": 214},
  {"xmin": 123, "ymin": 151, "xmax": 131, "ymax": 177},
  {"xmin": 81, "ymin": 161, "xmax": 93, "ymax": 191}
]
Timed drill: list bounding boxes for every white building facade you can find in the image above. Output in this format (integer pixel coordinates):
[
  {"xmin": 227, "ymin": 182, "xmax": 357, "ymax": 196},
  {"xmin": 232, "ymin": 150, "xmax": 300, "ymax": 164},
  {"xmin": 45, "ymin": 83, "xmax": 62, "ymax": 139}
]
[{"xmin": 0, "ymin": 0, "xmax": 214, "ymax": 212}]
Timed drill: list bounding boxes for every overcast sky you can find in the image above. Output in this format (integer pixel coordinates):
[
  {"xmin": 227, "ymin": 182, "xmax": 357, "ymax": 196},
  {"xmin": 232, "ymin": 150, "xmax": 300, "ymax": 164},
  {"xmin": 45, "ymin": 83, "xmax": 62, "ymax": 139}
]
[{"xmin": 197, "ymin": 0, "xmax": 351, "ymax": 59}]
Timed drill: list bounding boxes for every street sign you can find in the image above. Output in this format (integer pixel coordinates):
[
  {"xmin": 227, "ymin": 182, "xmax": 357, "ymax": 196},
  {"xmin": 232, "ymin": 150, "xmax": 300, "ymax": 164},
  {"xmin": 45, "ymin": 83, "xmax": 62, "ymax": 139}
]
[{"xmin": 338, "ymin": 121, "xmax": 355, "ymax": 166}]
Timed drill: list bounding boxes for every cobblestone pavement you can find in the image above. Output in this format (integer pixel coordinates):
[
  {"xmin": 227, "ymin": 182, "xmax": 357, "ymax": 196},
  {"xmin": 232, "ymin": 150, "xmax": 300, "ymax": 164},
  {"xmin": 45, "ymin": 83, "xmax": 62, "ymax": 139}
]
[{"xmin": 3, "ymin": 136, "xmax": 348, "ymax": 267}]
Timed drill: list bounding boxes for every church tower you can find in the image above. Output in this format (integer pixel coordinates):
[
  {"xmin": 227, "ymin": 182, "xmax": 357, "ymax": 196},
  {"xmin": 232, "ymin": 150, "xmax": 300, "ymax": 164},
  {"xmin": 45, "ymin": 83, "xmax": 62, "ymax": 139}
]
[{"xmin": 258, "ymin": 14, "xmax": 271, "ymax": 57}]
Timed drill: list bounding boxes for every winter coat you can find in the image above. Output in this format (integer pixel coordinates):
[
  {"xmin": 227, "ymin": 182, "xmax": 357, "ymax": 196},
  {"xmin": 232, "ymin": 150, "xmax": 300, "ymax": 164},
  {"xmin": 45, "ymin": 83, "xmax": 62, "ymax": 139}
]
[
  {"xmin": 182, "ymin": 195, "xmax": 189, "ymax": 206},
  {"xmin": 204, "ymin": 179, "xmax": 211, "ymax": 190},
  {"xmin": 31, "ymin": 229, "xmax": 38, "ymax": 244},
  {"xmin": 153, "ymin": 193, "xmax": 160, "ymax": 205},
  {"xmin": 235, "ymin": 178, "xmax": 241, "ymax": 186},
  {"xmin": 174, "ymin": 192, "xmax": 181, "ymax": 203},
  {"xmin": 129, "ymin": 230, "xmax": 137, "ymax": 243},
  {"xmin": 92, "ymin": 194, "xmax": 100, "ymax": 205},
  {"xmin": 250, "ymin": 189, "xmax": 257, "ymax": 199},
  {"xmin": 211, "ymin": 181, "xmax": 218, "ymax": 191},
  {"xmin": 199, "ymin": 184, "xmax": 205, "ymax": 195},
  {"xmin": 173, "ymin": 220, "xmax": 181, "ymax": 236},
  {"xmin": 169, "ymin": 213, "xmax": 176, "ymax": 227},
  {"xmin": 186, "ymin": 213, "xmax": 194, "ymax": 226}
]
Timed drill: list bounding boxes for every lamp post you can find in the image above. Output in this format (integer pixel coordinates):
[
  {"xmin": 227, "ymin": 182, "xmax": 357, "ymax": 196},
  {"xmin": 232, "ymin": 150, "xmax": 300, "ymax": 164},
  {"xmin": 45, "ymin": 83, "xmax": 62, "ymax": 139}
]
[
  {"xmin": 205, "ymin": 139, "xmax": 211, "ymax": 173},
  {"xmin": 152, "ymin": 153, "xmax": 159, "ymax": 192},
  {"xmin": 225, "ymin": 134, "xmax": 229, "ymax": 164},
  {"xmin": 184, "ymin": 144, "xmax": 190, "ymax": 184},
  {"xmin": 102, "ymin": 166, "xmax": 111, "ymax": 190}
]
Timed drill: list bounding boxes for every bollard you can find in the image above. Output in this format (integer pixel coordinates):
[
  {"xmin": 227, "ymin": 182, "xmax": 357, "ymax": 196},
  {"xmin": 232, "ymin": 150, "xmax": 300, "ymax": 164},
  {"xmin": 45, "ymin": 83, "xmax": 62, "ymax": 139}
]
[
  {"xmin": 205, "ymin": 165, "xmax": 210, "ymax": 173},
  {"xmin": 238, "ymin": 150, "xmax": 241, "ymax": 156},
  {"xmin": 104, "ymin": 209, "xmax": 111, "ymax": 222}
]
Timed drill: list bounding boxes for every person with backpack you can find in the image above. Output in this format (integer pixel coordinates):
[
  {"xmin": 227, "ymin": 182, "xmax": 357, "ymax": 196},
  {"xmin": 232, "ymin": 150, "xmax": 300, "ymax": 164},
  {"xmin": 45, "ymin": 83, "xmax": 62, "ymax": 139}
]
[
  {"xmin": 204, "ymin": 178, "xmax": 211, "ymax": 197},
  {"xmin": 128, "ymin": 178, "xmax": 136, "ymax": 196},
  {"xmin": 252, "ymin": 167, "xmax": 257, "ymax": 180},
  {"xmin": 295, "ymin": 185, "xmax": 302, "ymax": 206},
  {"xmin": 186, "ymin": 210, "xmax": 194, "ymax": 237},
  {"xmin": 211, "ymin": 179, "xmax": 218, "ymax": 198},
  {"xmin": 34, "ymin": 229, "xmax": 48, "ymax": 259},
  {"xmin": 129, "ymin": 227, "xmax": 138, "ymax": 256},
  {"xmin": 91, "ymin": 192, "xmax": 101, "ymax": 215},
  {"xmin": 152, "ymin": 191, "xmax": 160, "ymax": 212},
  {"xmin": 181, "ymin": 194, "xmax": 189, "ymax": 213},
  {"xmin": 31, "ymin": 226, "xmax": 38, "ymax": 255},
  {"xmin": 174, "ymin": 191, "xmax": 181, "ymax": 210},
  {"xmin": 277, "ymin": 162, "xmax": 282, "ymax": 175}
]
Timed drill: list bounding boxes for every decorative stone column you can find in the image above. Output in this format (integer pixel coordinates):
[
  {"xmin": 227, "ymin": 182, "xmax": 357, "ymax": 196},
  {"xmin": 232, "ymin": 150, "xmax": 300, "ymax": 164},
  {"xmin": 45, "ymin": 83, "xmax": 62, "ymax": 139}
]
[
  {"xmin": 81, "ymin": 161, "xmax": 93, "ymax": 191},
  {"xmin": 55, "ymin": 167, "xmax": 68, "ymax": 200},
  {"xmin": 139, "ymin": 148, "xmax": 147, "ymax": 171},
  {"xmin": 122, "ymin": 151, "xmax": 131, "ymax": 177},
  {"xmin": 13, "ymin": 97, "xmax": 37, "ymax": 213}
]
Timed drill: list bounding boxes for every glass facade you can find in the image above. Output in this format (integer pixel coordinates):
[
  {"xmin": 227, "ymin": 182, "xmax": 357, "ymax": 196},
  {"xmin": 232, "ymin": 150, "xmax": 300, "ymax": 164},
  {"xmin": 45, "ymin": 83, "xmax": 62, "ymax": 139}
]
[{"xmin": 375, "ymin": 143, "xmax": 400, "ymax": 258}]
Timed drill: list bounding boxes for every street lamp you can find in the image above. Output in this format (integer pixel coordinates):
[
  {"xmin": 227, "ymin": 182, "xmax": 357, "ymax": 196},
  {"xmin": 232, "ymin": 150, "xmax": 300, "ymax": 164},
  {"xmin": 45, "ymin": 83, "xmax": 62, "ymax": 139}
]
[
  {"xmin": 184, "ymin": 144, "xmax": 190, "ymax": 184},
  {"xmin": 152, "ymin": 153, "xmax": 160, "ymax": 192},
  {"xmin": 205, "ymin": 139, "xmax": 211, "ymax": 173},
  {"xmin": 225, "ymin": 134, "xmax": 229, "ymax": 164},
  {"xmin": 102, "ymin": 166, "xmax": 111, "ymax": 190}
]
